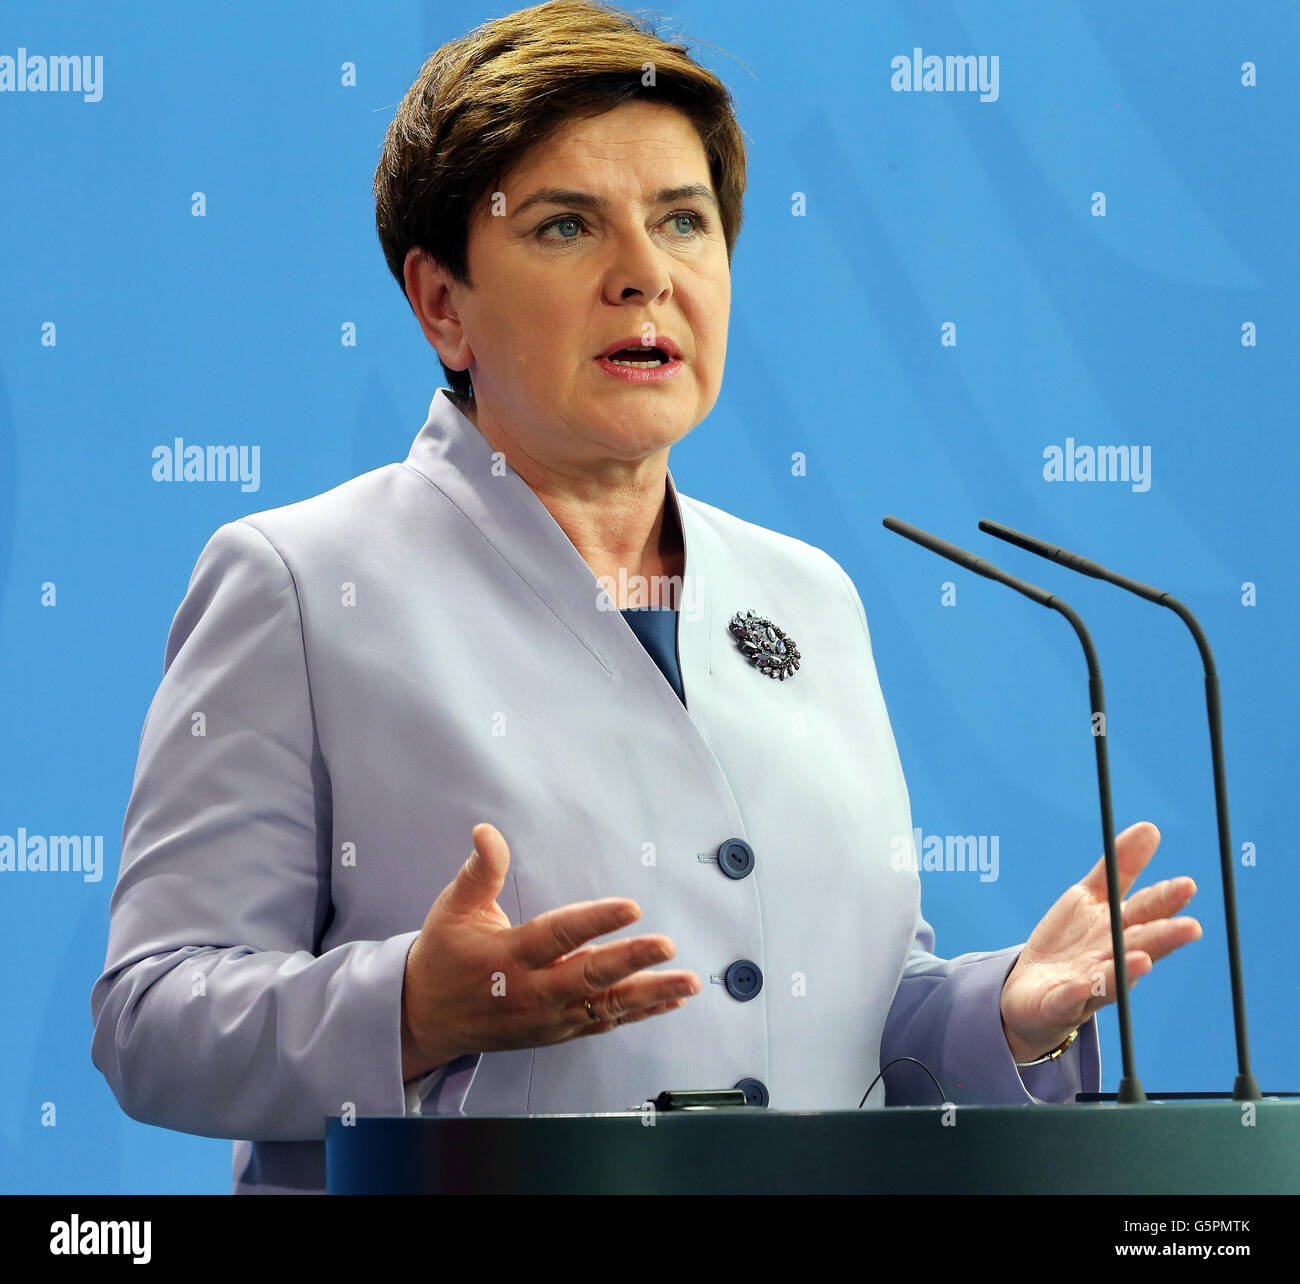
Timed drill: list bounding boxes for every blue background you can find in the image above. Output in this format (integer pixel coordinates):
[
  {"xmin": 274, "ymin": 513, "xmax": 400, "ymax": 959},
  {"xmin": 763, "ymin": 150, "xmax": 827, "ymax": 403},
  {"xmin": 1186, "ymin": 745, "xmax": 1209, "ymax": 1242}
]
[{"xmin": 0, "ymin": 0, "xmax": 1295, "ymax": 1194}]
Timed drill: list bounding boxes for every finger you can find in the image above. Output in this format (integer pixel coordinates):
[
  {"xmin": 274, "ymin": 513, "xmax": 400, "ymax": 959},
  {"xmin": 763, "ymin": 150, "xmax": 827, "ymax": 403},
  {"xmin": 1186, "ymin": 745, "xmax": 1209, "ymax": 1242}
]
[
  {"xmin": 1082, "ymin": 950, "xmax": 1154, "ymax": 1010},
  {"xmin": 593, "ymin": 969, "xmax": 700, "ymax": 1022},
  {"xmin": 1119, "ymin": 877, "xmax": 1198, "ymax": 929},
  {"xmin": 569, "ymin": 972, "xmax": 700, "ymax": 1033},
  {"xmin": 1079, "ymin": 821, "xmax": 1161, "ymax": 902},
  {"xmin": 510, "ymin": 898, "xmax": 644, "ymax": 969},
  {"xmin": 539, "ymin": 934, "xmax": 684, "ymax": 1004},
  {"xmin": 435, "ymin": 822, "xmax": 512, "ymax": 917},
  {"xmin": 571, "ymin": 995, "xmax": 691, "ymax": 1038},
  {"xmin": 1115, "ymin": 916, "xmax": 1203, "ymax": 966}
]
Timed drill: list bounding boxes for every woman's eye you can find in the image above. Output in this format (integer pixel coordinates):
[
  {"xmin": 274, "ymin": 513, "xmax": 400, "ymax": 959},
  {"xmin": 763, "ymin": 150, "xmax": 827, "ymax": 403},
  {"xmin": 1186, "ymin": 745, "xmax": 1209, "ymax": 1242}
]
[
  {"xmin": 537, "ymin": 210, "xmax": 709, "ymax": 243},
  {"xmin": 539, "ymin": 216, "xmax": 585, "ymax": 240},
  {"xmin": 666, "ymin": 211, "xmax": 705, "ymax": 237}
]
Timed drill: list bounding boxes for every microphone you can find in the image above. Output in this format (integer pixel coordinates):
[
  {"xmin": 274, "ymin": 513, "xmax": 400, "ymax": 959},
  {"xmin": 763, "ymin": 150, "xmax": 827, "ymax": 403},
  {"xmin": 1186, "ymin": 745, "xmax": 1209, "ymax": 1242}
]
[
  {"xmin": 977, "ymin": 518, "xmax": 1262, "ymax": 1102},
  {"xmin": 882, "ymin": 516, "xmax": 1147, "ymax": 1104}
]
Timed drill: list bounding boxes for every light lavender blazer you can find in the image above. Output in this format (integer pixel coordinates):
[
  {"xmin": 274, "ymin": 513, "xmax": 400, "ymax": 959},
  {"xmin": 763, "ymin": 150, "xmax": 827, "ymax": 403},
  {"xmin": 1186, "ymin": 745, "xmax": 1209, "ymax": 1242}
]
[{"xmin": 91, "ymin": 389, "xmax": 1099, "ymax": 1194}]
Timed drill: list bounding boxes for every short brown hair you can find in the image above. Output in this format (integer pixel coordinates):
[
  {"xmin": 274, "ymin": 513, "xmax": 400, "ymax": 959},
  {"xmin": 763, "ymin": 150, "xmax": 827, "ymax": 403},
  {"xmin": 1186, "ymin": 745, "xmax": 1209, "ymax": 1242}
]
[{"xmin": 373, "ymin": 0, "xmax": 747, "ymax": 401}]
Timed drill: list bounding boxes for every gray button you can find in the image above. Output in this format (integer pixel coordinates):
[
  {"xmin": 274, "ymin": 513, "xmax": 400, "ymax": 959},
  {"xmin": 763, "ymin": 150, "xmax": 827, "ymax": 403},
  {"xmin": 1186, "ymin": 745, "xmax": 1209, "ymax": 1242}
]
[
  {"xmin": 734, "ymin": 1077, "xmax": 769, "ymax": 1107},
  {"xmin": 724, "ymin": 958, "xmax": 762, "ymax": 1001},
  {"xmin": 716, "ymin": 838, "xmax": 754, "ymax": 880}
]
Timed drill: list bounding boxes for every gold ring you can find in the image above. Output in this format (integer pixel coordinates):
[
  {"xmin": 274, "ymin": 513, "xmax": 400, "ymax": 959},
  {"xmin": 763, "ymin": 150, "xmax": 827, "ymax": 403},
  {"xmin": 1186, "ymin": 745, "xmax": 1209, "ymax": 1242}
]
[{"xmin": 584, "ymin": 998, "xmax": 598, "ymax": 1022}]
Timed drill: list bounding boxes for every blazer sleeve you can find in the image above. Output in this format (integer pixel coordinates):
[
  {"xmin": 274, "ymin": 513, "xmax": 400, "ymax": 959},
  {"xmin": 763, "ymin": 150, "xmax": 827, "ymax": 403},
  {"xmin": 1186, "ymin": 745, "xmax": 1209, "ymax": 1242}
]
[
  {"xmin": 827, "ymin": 556, "xmax": 1101, "ymax": 1106},
  {"xmin": 90, "ymin": 518, "xmax": 423, "ymax": 1141},
  {"xmin": 879, "ymin": 909, "xmax": 1101, "ymax": 1105}
]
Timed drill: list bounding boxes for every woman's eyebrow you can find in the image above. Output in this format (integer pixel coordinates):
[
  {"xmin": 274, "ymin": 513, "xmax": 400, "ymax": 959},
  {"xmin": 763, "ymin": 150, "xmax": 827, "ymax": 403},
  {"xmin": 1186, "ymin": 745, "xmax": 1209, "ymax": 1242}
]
[{"xmin": 511, "ymin": 182, "xmax": 719, "ymax": 217}]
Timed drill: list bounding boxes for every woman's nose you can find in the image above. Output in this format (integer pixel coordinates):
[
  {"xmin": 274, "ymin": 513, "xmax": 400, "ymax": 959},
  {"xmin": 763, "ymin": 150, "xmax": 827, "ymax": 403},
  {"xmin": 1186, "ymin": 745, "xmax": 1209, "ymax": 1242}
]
[{"xmin": 603, "ymin": 232, "xmax": 673, "ymax": 303}]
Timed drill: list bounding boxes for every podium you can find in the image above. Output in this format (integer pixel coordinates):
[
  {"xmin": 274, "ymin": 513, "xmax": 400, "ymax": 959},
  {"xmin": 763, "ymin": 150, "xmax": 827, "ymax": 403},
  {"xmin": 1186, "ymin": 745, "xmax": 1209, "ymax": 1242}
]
[{"xmin": 326, "ymin": 1100, "xmax": 1300, "ymax": 1194}]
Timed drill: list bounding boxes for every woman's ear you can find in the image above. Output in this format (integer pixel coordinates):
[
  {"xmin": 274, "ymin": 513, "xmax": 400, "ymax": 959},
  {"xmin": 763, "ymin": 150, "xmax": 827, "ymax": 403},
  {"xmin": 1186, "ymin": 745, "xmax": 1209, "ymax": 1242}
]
[{"xmin": 403, "ymin": 247, "xmax": 474, "ymax": 373}]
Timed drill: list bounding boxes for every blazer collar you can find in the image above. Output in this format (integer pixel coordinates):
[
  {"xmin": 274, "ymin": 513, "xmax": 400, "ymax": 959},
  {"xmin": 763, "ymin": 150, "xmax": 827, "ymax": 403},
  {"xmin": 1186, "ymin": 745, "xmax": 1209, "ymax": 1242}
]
[{"xmin": 401, "ymin": 388, "xmax": 715, "ymax": 698}]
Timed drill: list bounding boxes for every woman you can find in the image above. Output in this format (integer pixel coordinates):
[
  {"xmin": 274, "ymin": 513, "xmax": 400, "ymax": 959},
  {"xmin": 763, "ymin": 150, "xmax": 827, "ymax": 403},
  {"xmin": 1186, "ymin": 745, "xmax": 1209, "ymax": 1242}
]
[{"xmin": 91, "ymin": 0, "xmax": 1201, "ymax": 1195}]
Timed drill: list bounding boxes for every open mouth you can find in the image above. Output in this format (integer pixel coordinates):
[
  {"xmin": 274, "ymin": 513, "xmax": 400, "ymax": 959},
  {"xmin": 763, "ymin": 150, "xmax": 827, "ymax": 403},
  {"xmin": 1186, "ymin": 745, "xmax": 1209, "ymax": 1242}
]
[{"xmin": 602, "ymin": 347, "xmax": 672, "ymax": 367}]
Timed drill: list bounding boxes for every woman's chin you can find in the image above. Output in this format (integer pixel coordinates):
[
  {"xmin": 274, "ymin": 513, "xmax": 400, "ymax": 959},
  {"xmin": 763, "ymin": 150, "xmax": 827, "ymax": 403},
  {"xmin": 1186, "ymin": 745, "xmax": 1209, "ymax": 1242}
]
[{"xmin": 582, "ymin": 406, "xmax": 696, "ymax": 456}]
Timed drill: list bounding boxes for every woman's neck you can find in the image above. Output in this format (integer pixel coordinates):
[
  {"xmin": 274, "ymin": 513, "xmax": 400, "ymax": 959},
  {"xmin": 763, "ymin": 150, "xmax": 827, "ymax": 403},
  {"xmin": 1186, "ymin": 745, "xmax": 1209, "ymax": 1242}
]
[{"xmin": 459, "ymin": 393, "xmax": 685, "ymax": 605}]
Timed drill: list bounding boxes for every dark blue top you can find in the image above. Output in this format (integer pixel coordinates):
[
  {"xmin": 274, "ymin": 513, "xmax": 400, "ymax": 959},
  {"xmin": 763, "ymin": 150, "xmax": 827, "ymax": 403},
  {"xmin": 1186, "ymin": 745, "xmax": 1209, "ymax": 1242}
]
[{"xmin": 620, "ymin": 607, "xmax": 685, "ymax": 705}]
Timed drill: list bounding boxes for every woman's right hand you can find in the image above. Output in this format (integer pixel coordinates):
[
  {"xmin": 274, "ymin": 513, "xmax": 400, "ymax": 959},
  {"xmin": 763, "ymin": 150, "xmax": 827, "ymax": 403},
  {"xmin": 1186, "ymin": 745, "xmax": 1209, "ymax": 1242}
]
[{"xmin": 400, "ymin": 822, "xmax": 700, "ymax": 1081}]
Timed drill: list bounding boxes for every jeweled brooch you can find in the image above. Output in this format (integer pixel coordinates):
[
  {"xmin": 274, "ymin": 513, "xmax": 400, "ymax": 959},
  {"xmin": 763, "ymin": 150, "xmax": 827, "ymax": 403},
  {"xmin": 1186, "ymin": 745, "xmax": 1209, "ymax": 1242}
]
[{"xmin": 728, "ymin": 610, "xmax": 801, "ymax": 680}]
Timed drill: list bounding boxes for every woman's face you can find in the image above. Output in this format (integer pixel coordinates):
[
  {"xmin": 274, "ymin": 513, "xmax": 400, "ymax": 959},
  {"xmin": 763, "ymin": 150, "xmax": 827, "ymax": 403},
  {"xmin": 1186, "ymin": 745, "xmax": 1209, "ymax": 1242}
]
[{"xmin": 436, "ymin": 99, "xmax": 731, "ymax": 470}]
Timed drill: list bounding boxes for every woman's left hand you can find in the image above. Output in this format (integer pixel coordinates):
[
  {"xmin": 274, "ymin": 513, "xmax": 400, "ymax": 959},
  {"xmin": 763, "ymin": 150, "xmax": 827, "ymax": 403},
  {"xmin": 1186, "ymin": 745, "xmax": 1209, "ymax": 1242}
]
[{"xmin": 999, "ymin": 821, "xmax": 1203, "ymax": 1064}]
